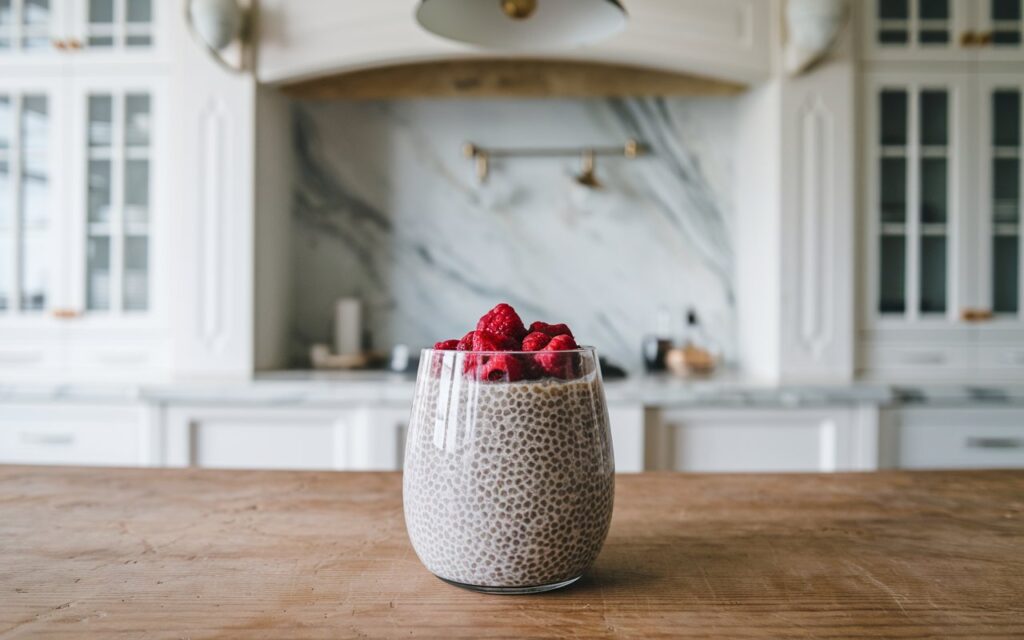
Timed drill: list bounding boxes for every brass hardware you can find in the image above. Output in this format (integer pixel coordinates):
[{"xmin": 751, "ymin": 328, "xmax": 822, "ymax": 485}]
[
  {"xmin": 52, "ymin": 38, "xmax": 67, "ymax": 50},
  {"xmin": 463, "ymin": 139, "xmax": 647, "ymax": 184},
  {"xmin": 976, "ymin": 31, "xmax": 993, "ymax": 45},
  {"xmin": 574, "ymin": 151, "xmax": 602, "ymax": 189},
  {"xmin": 960, "ymin": 31, "xmax": 978, "ymax": 46},
  {"xmin": 501, "ymin": 0, "xmax": 537, "ymax": 20},
  {"xmin": 961, "ymin": 308, "xmax": 994, "ymax": 322},
  {"xmin": 67, "ymin": 38, "xmax": 82, "ymax": 50},
  {"xmin": 51, "ymin": 308, "xmax": 81, "ymax": 319}
]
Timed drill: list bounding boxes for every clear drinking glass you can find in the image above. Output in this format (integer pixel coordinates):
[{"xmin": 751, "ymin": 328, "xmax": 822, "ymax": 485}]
[{"xmin": 403, "ymin": 346, "xmax": 615, "ymax": 594}]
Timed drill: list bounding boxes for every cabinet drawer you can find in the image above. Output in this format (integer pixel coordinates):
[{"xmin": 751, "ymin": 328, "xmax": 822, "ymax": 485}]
[
  {"xmin": 894, "ymin": 409, "xmax": 1024, "ymax": 470},
  {"xmin": 0, "ymin": 404, "xmax": 144, "ymax": 466},
  {"xmin": 977, "ymin": 346, "xmax": 1024, "ymax": 371},
  {"xmin": 861, "ymin": 343, "xmax": 973, "ymax": 375}
]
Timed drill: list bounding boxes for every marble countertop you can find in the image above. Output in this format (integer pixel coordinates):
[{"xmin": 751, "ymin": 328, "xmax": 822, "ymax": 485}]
[{"xmin": 5, "ymin": 370, "xmax": 1024, "ymax": 408}]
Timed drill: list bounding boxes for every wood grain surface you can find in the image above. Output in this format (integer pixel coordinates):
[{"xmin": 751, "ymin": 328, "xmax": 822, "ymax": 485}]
[{"xmin": 1, "ymin": 466, "xmax": 1022, "ymax": 639}]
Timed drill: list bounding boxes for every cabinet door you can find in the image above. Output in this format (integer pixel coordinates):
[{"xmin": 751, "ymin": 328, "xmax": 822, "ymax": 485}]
[
  {"xmin": 67, "ymin": 74, "xmax": 165, "ymax": 323},
  {"xmin": 976, "ymin": 0, "xmax": 1024, "ymax": 61},
  {"xmin": 0, "ymin": 0, "xmax": 64, "ymax": 60},
  {"xmin": 66, "ymin": 0, "xmax": 159, "ymax": 56},
  {"xmin": 977, "ymin": 74, "xmax": 1024, "ymax": 322},
  {"xmin": 650, "ymin": 408, "xmax": 876, "ymax": 473},
  {"xmin": 865, "ymin": 73, "xmax": 970, "ymax": 328},
  {"xmin": 0, "ymin": 76, "xmax": 66, "ymax": 326},
  {"xmin": 883, "ymin": 407, "xmax": 1024, "ymax": 469},
  {"xmin": 863, "ymin": 0, "xmax": 974, "ymax": 61}
]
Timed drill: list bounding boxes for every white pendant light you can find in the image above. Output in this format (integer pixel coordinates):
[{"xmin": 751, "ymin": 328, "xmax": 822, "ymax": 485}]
[{"xmin": 416, "ymin": 0, "xmax": 628, "ymax": 49}]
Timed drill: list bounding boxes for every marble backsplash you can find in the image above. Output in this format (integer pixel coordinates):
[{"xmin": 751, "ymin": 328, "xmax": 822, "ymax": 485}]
[{"xmin": 290, "ymin": 96, "xmax": 737, "ymax": 371}]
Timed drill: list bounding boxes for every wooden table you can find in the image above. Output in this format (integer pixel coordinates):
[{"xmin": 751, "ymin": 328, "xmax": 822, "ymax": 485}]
[{"xmin": 1, "ymin": 466, "xmax": 1022, "ymax": 639}]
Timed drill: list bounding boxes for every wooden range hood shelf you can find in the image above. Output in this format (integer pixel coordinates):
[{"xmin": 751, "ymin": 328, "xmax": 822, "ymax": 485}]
[{"xmin": 281, "ymin": 58, "xmax": 746, "ymax": 100}]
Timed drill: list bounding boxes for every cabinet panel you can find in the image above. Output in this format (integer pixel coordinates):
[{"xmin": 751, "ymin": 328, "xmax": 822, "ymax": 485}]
[
  {"xmin": 0, "ymin": 402, "xmax": 148, "ymax": 466},
  {"xmin": 863, "ymin": 0, "xmax": 974, "ymax": 61},
  {"xmin": 886, "ymin": 407, "xmax": 1024, "ymax": 468},
  {"xmin": 651, "ymin": 408, "xmax": 874, "ymax": 473}
]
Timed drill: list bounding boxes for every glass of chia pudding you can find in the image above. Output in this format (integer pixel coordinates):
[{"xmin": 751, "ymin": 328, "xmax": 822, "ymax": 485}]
[{"xmin": 403, "ymin": 304, "xmax": 615, "ymax": 594}]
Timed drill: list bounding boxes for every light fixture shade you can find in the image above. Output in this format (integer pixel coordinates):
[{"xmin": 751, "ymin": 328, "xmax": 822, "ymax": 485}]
[{"xmin": 416, "ymin": 0, "xmax": 628, "ymax": 49}]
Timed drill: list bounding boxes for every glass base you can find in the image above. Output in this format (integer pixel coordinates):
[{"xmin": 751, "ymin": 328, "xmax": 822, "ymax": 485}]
[{"xmin": 437, "ymin": 574, "xmax": 582, "ymax": 595}]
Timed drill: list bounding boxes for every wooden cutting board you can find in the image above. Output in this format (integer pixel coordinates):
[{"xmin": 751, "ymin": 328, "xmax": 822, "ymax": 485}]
[{"xmin": 1, "ymin": 466, "xmax": 1022, "ymax": 638}]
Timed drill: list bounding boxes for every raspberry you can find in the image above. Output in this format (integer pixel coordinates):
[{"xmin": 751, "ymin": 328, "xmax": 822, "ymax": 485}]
[
  {"xmin": 472, "ymin": 330, "xmax": 516, "ymax": 351},
  {"xmin": 528, "ymin": 321, "xmax": 574, "ymax": 339},
  {"xmin": 476, "ymin": 303, "xmax": 527, "ymax": 341},
  {"xmin": 478, "ymin": 354, "xmax": 524, "ymax": 382},
  {"xmin": 521, "ymin": 331, "xmax": 551, "ymax": 351},
  {"xmin": 456, "ymin": 331, "xmax": 475, "ymax": 351},
  {"xmin": 535, "ymin": 334, "xmax": 580, "ymax": 379},
  {"xmin": 433, "ymin": 339, "xmax": 460, "ymax": 350}
]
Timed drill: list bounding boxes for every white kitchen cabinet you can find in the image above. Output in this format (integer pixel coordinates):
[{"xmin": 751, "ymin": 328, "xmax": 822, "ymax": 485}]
[
  {"xmin": 648, "ymin": 407, "xmax": 878, "ymax": 473},
  {"xmin": 863, "ymin": 0, "xmax": 1024, "ymax": 63},
  {"xmin": 879, "ymin": 406, "xmax": 1024, "ymax": 469},
  {"xmin": 163, "ymin": 405, "xmax": 409, "ymax": 471},
  {"xmin": 860, "ymin": 69, "xmax": 1024, "ymax": 379},
  {"xmin": 608, "ymin": 403, "xmax": 645, "ymax": 473},
  {"xmin": 0, "ymin": 401, "xmax": 157, "ymax": 466}
]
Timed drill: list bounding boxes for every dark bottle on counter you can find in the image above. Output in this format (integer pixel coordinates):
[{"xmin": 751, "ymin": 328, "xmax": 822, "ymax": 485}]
[{"xmin": 642, "ymin": 307, "xmax": 672, "ymax": 372}]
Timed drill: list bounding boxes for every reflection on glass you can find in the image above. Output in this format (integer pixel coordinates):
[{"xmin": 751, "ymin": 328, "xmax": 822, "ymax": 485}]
[
  {"xmin": 86, "ymin": 236, "xmax": 110, "ymax": 311},
  {"xmin": 21, "ymin": 95, "xmax": 47, "ymax": 150},
  {"xmin": 88, "ymin": 95, "xmax": 113, "ymax": 147},
  {"xmin": 879, "ymin": 0, "xmax": 908, "ymax": 19},
  {"xmin": 0, "ymin": 96, "xmax": 9, "ymax": 149},
  {"xmin": 125, "ymin": 94, "xmax": 150, "ymax": 146},
  {"xmin": 879, "ymin": 235, "xmax": 906, "ymax": 313},
  {"xmin": 124, "ymin": 159, "xmax": 149, "ymax": 225},
  {"xmin": 881, "ymin": 158, "xmax": 907, "ymax": 222},
  {"xmin": 88, "ymin": 159, "xmax": 111, "ymax": 224},
  {"xmin": 21, "ymin": 154, "xmax": 47, "ymax": 228},
  {"xmin": 87, "ymin": 35, "xmax": 114, "ymax": 47},
  {"xmin": 22, "ymin": 0, "xmax": 48, "ymax": 25},
  {"xmin": 19, "ymin": 228, "xmax": 46, "ymax": 309},
  {"xmin": 125, "ymin": 34, "xmax": 151, "ymax": 47},
  {"xmin": 993, "ymin": 236, "xmax": 1020, "ymax": 313},
  {"xmin": 0, "ymin": 0, "xmax": 11, "ymax": 25},
  {"xmin": 920, "ymin": 235, "xmax": 947, "ymax": 313},
  {"xmin": 123, "ymin": 236, "xmax": 148, "ymax": 311},
  {"xmin": 880, "ymin": 90, "xmax": 907, "ymax": 145},
  {"xmin": 921, "ymin": 158, "xmax": 947, "ymax": 223},
  {"xmin": 920, "ymin": 91, "xmax": 948, "ymax": 146},
  {"xmin": 126, "ymin": 0, "xmax": 151, "ymax": 23},
  {"xmin": 89, "ymin": 0, "xmax": 113, "ymax": 23},
  {"xmin": 994, "ymin": 90, "xmax": 1021, "ymax": 148},
  {"xmin": 994, "ymin": 158, "xmax": 1020, "ymax": 224}
]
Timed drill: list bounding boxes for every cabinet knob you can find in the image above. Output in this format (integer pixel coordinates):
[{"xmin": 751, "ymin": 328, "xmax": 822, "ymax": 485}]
[
  {"xmin": 51, "ymin": 308, "xmax": 81, "ymax": 319},
  {"xmin": 67, "ymin": 38, "xmax": 83, "ymax": 50},
  {"xmin": 960, "ymin": 308, "xmax": 994, "ymax": 323},
  {"xmin": 52, "ymin": 38, "xmax": 67, "ymax": 50},
  {"xmin": 960, "ymin": 31, "xmax": 978, "ymax": 46},
  {"xmin": 976, "ymin": 31, "xmax": 993, "ymax": 46}
]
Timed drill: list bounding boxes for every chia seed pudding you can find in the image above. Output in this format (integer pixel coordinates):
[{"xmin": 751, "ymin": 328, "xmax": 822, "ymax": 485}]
[{"xmin": 403, "ymin": 360, "xmax": 615, "ymax": 591}]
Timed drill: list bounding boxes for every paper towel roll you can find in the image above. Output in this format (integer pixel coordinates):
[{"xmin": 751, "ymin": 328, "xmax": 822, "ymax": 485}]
[{"xmin": 334, "ymin": 298, "xmax": 362, "ymax": 356}]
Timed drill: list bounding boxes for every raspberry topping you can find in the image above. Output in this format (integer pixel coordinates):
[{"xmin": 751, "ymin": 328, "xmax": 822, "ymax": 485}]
[
  {"xmin": 433, "ymin": 339, "xmax": 460, "ymax": 350},
  {"xmin": 476, "ymin": 303, "xmax": 527, "ymax": 342},
  {"xmin": 528, "ymin": 321, "xmax": 574, "ymax": 339},
  {"xmin": 478, "ymin": 353, "xmax": 525, "ymax": 382},
  {"xmin": 535, "ymin": 334, "xmax": 580, "ymax": 379},
  {"xmin": 472, "ymin": 330, "xmax": 517, "ymax": 352},
  {"xmin": 521, "ymin": 331, "xmax": 552, "ymax": 351},
  {"xmin": 456, "ymin": 331, "xmax": 475, "ymax": 351}
]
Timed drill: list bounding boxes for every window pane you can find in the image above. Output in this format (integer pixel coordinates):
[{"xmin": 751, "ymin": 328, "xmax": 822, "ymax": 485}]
[
  {"xmin": 86, "ymin": 236, "xmax": 110, "ymax": 311},
  {"xmin": 22, "ymin": 0, "xmax": 48, "ymax": 25},
  {"xmin": 20, "ymin": 227, "xmax": 46, "ymax": 309},
  {"xmin": 0, "ymin": 158, "xmax": 8, "ymax": 229},
  {"xmin": 921, "ymin": 158, "xmax": 947, "ymax": 223},
  {"xmin": 125, "ymin": 94, "xmax": 150, "ymax": 146},
  {"xmin": 88, "ymin": 95, "xmax": 113, "ymax": 147},
  {"xmin": 879, "ymin": 235, "xmax": 906, "ymax": 313},
  {"xmin": 993, "ymin": 30, "xmax": 1022, "ymax": 44},
  {"xmin": 124, "ymin": 158, "xmax": 148, "ymax": 224},
  {"xmin": 125, "ymin": 34, "xmax": 150, "ymax": 47},
  {"xmin": 993, "ymin": 235, "xmax": 1019, "ymax": 313},
  {"xmin": 920, "ymin": 91, "xmax": 948, "ymax": 146},
  {"xmin": 919, "ymin": 29, "xmax": 949, "ymax": 43},
  {"xmin": 879, "ymin": 0, "xmax": 908, "ymax": 19},
  {"xmin": 0, "ymin": 0, "xmax": 12, "ymax": 25},
  {"xmin": 126, "ymin": 0, "xmax": 151, "ymax": 23},
  {"xmin": 994, "ymin": 91, "xmax": 1021, "ymax": 147},
  {"xmin": 879, "ymin": 29, "xmax": 909, "ymax": 43},
  {"xmin": 920, "ymin": 236, "xmax": 947, "ymax": 313},
  {"xmin": 880, "ymin": 91, "xmax": 907, "ymax": 145},
  {"xmin": 919, "ymin": 0, "xmax": 948, "ymax": 19},
  {"xmin": 881, "ymin": 158, "xmax": 907, "ymax": 223},
  {"xmin": 88, "ymin": 159, "xmax": 111, "ymax": 224},
  {"xmin": 21, "ymin": 95, "xmax": 47, "ymax": 150},
  {"xmin": 87, "ymin": 35, "xmax": 114, "ymax": 47},
  {"xmin": 994, "ymin": 158, "xmax": 1020, "ymax": 223},
  {"xmin": 123, "ymin": 235, "xmax": 148, "ymax": 311},
  {"xmin": 89, "ymin": 0, "xmax": 113, "ymax": 23},
  {"xmin": 992, "ymin": 0, "xmax": 1022, "ymax": 20}
]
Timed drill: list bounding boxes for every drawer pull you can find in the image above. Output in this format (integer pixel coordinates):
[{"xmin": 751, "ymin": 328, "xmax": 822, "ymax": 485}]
[
  {"xmin": 19, "ymin": 432, "xmax": 75, "ymax": 446},
  {"xmin": 966, "ymin": 437, "xmax": 1022, "ymax": 449}
]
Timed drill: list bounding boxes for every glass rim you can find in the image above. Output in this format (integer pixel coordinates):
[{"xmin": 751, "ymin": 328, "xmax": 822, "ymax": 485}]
[{"xmin": 422, "ymin": 345, "xmax": 597, "ymax": 356}]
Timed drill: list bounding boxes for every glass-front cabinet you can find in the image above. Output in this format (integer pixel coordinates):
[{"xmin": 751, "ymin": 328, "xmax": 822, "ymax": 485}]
[
  {"xmin": 0, "ymin": 0, "xmax": 158, "ymax": 59},
  {"xmin": 864, "ymin": 0, "xmax": 1024, "ymax": 61}
]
